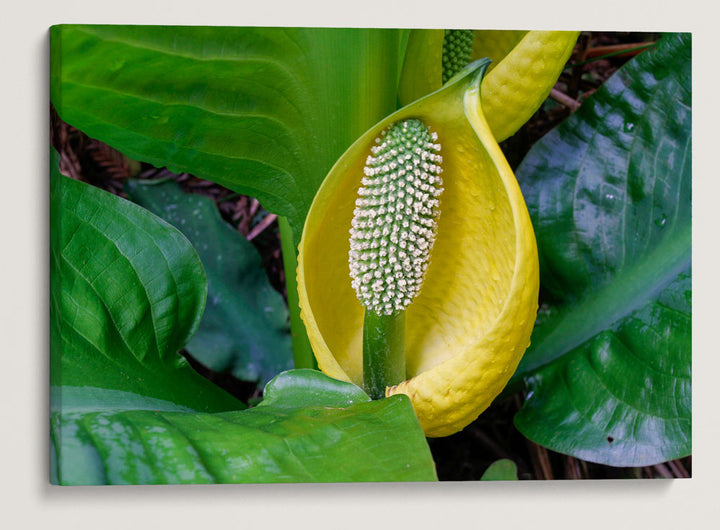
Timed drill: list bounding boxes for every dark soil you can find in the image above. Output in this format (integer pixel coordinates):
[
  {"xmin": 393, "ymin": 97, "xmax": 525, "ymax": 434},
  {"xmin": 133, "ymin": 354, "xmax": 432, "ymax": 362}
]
[{"xmin": 50, "ymin": 30, "xmax": 690, "ymax": 480}]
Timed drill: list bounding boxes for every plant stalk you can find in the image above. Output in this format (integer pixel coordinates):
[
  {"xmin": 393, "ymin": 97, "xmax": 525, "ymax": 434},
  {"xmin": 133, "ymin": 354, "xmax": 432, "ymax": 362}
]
[
  {"xmin": 363, "ymin": 309, "xmax": 406, "ymax": 400},
  {"xmin": 278, "ymin": 216, "xmax": 317, "ymax": 370}
]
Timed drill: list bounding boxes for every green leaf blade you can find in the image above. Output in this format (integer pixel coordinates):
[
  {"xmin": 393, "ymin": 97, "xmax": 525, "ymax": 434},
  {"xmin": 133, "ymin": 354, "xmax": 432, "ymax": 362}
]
[
  {"xmin": 51, "ymin": 150, "xmax": 242, "ymax": 412},
  {"xmin": 52, "ymin": 372, "xmax": 437, "ymax": 485},
  {"xmin": 513, "ymin": 33, "xmax": 691, "ymax": 466},
  {"xmin": 519, "ymin": 34, "xmax": 690, "ymax": 302},
  {"xmin": 51, "ymin": 25, "xmax": 405, "ymax": 244},
  {"xmin": 51, "ymin": 155, "xmax": 435, "ymax": 484},
  {"xmin": 125, "ymin": 179, "xmax": 293, "ymax": 385}
]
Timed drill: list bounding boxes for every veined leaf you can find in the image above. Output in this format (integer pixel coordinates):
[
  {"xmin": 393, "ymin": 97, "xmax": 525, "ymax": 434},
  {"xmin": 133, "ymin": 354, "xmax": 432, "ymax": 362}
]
[
  {"xmin": 50, "ymin": 25, "xmax": 405, "ymax": 245},
  {"xmin": 51, "ymin": 370, "xmax": 438, "ymax": 485},
  {"xmin": 125, "ymin": 179, "xmax": 293, "ymax": 385},
  {"xmin": 512, "ymin": 33, "xmax": 691, "ymax": 466},
  {"xmin": 50, "ymin": 150, "xmax": 242, "ymax": 412},
  {"xmin": 50, "ymin": 153, "xmax": 436, "ymax": 484}
]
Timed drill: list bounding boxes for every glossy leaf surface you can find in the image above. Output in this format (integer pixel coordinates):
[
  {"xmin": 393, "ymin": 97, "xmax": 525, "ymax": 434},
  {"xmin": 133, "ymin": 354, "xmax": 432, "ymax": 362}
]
[
  {"xmin": 512, "ymin": 33, "xmax": 691, "ymax": 466},
  {"xmin": 50, "ymin": 25, "xmax": 405, "ymax": 245},
  {"xmin": 50, "ymin": 151, "xmax": 242, "ymax": 412},
  {"xmin": 50, "ymin": 154, "xmax": 436, "ymax": 484},
  {"xmin": 51, "ymin": 370, "xmax": 437, "ymax": 484},
  {"xmin": 126, "ymin": 179, "xmax": 293, "ymax": 385}
]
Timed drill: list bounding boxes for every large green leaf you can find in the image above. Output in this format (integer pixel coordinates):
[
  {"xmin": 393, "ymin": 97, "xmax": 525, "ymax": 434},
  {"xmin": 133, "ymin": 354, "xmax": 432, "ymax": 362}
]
[
  {"xmin": 125, "ymin": 179, "xmax": 293, "ymax": 385},
  {"xmin": 50, "ymin": 150, "xmax": 242, "ymax": 412},
  {"xmin": 512, "ymin": 33, "xmax": 691, "ymax": 466},
  {"xmin": 50, "ymin": 153, "xmax": 436, "ymax": 484},
  {"xmin": 50, "ymin": 25, "xmax": 405, "ymax": 245},
  {"xmin": 51, "ymin": 370, "xmax": 437, "ymax": 484}
]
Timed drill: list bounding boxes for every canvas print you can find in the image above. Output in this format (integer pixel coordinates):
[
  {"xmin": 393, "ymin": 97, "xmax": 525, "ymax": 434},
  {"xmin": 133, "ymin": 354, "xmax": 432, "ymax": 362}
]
[{"xmin": 49, "ymin": 26, "xmax": 691, "ymax": 484}]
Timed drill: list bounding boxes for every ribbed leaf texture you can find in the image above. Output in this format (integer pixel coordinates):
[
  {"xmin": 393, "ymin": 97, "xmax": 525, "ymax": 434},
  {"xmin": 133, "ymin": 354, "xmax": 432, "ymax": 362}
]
[{"xmin": 513, "ymin": 33, "xmax": 691, "ymax": 467}]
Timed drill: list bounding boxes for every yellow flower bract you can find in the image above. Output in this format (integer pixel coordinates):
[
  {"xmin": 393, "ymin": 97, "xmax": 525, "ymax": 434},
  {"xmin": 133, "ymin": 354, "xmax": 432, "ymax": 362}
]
[
  {"xmin": 297, "ymin": 60, "xmax": 540, "ymax": 437},
  {"xmin": 399, "ymin": 30, "xmax": 580, "ymax": 142}
]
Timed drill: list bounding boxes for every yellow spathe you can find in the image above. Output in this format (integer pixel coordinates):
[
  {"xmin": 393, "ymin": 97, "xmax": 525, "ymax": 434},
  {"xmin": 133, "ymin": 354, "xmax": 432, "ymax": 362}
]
[
  {"xmin": 297, "ymin": 60, "xmax": 539, "ymax": 437},
  {"xmin": 399, "ymin": 30, "xmax": 580, "ymax": 142}
]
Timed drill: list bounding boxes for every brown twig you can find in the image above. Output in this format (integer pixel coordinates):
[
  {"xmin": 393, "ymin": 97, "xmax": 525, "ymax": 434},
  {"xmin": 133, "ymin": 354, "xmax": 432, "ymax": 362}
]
[
  {"xmin": 585, "ymin": 42, "xmax": 655, "ymax": 59},
  {"xmin": 247, "ymin": 213, "xmax": 278, "ymax": 241},
  {"xmin": 653, "ymin": 463, "xmax": 674, "ymax": 479},
  {"xmin": 667, "ymin": 459, "xmax": 690, "ymax": 478},
  {"xmin": 249, "ymin": 198, "xmax": 261, "ymax": 219},
  {"xmin": 564, "ymin": 455, "xmax": 584, "ymax": 479},
  {"xmin": 232, "ymin": 196, "xmax": 248, "ymax": 222},
  {"xmin": 235, "ymin": 196, "xmax": 253, "ymax": 235},
  {"xmin": 550, "ymin": 88, "xmax": 581, "ymax": 112},
  {"xmin": 526, "ymin": 439, "xmax": 554, "ymax": 480}
]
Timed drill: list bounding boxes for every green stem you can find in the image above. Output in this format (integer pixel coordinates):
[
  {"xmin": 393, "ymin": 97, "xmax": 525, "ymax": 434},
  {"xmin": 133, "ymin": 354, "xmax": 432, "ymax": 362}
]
[
  {"xmin": 278, "ymin": 216, "xmax": 317, "ymax": 370},
  {"xmin": 363, "ymin": 310, "xmax": 405, "ymax": 400}
]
